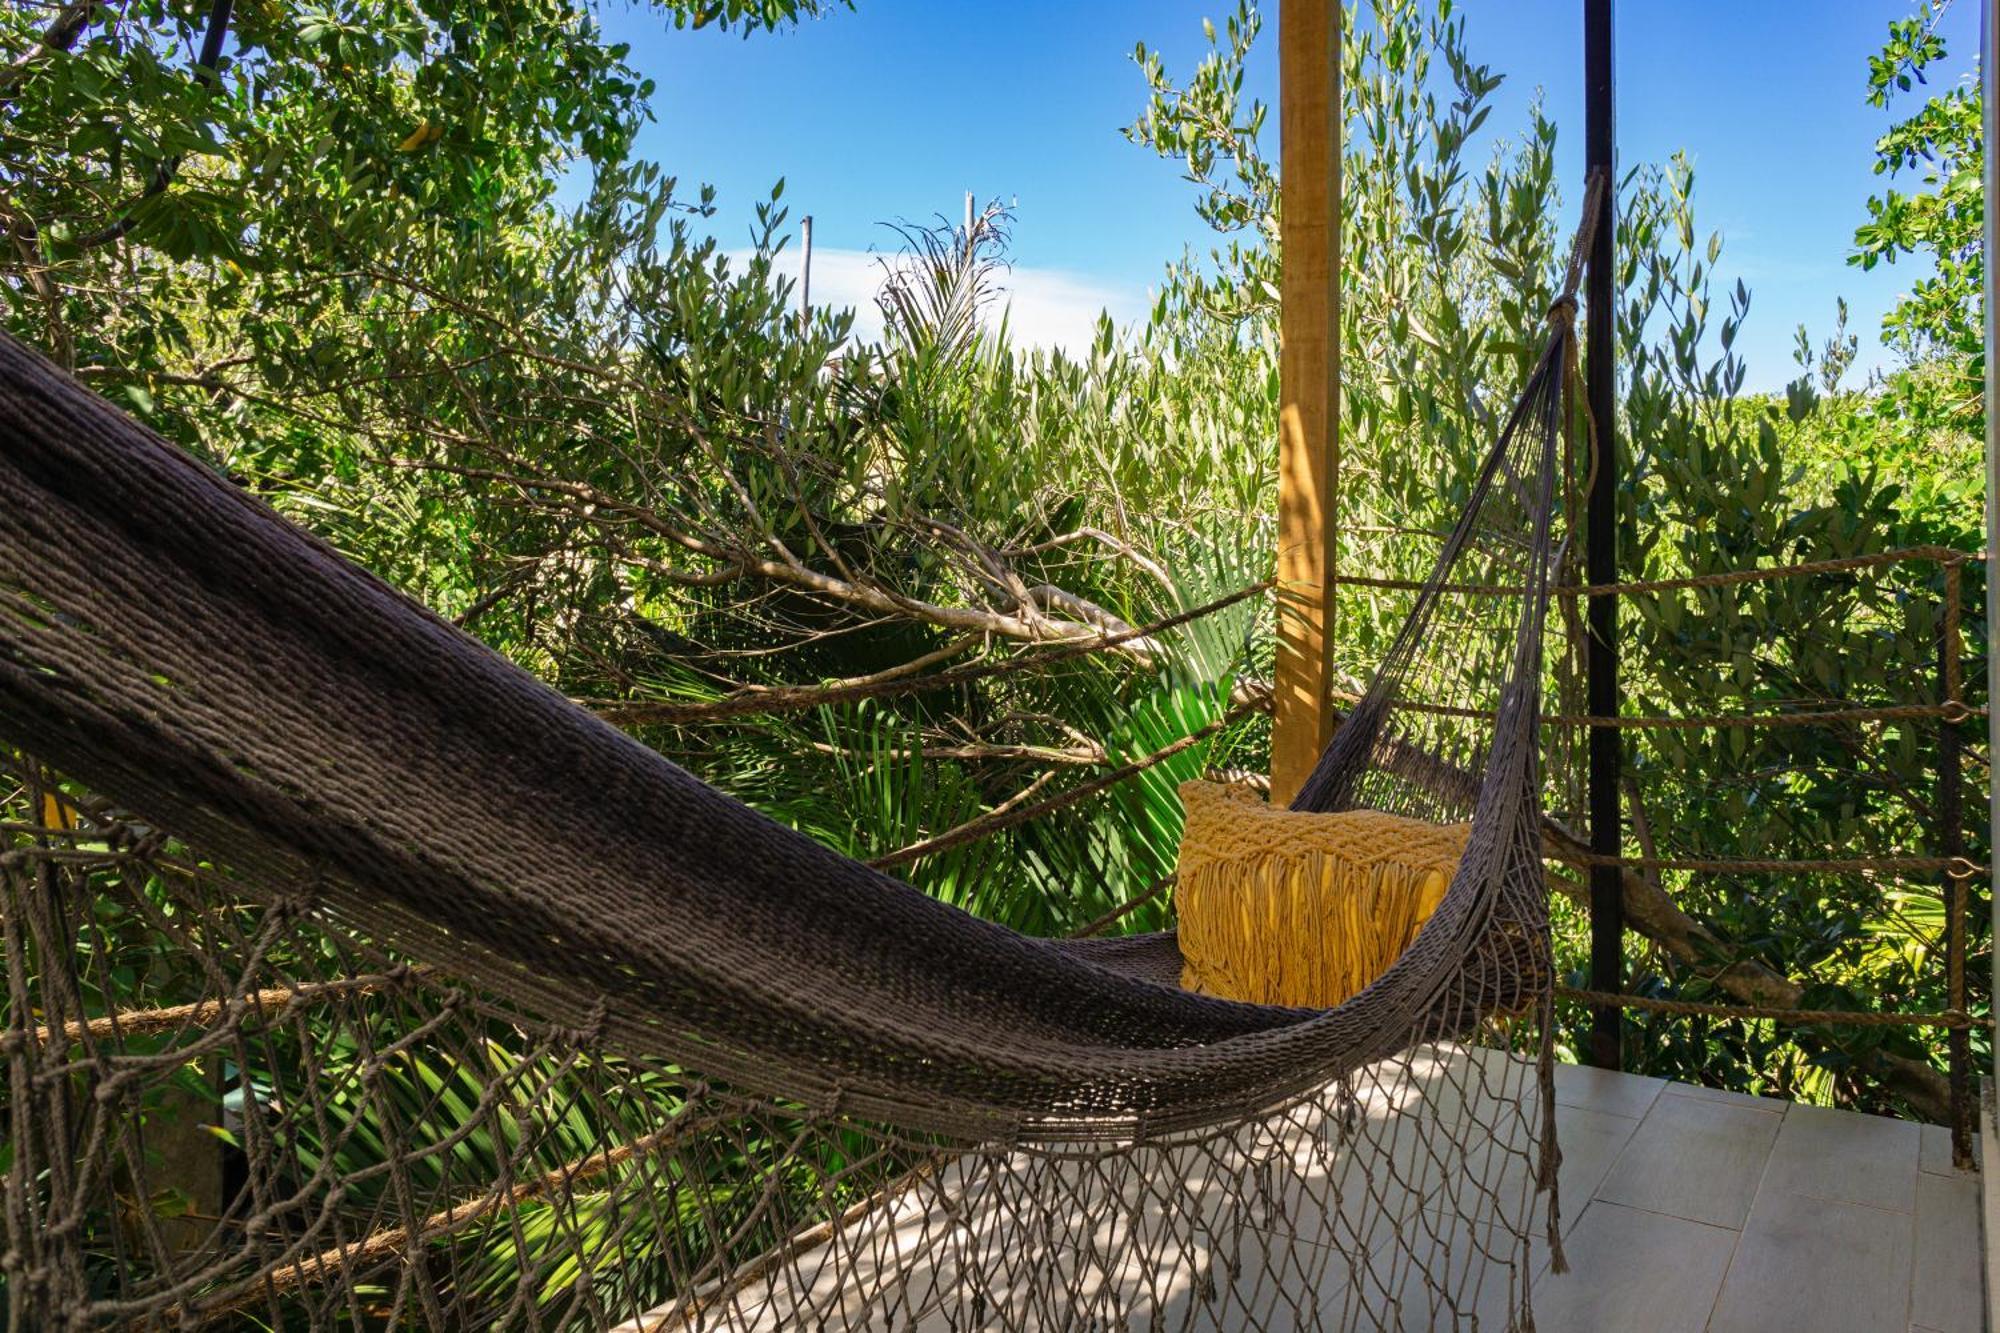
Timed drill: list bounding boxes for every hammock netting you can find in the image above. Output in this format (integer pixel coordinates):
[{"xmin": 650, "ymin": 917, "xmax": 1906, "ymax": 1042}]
[{"xmin": 0, "ymin": 208, "xmax": 1585, "ymax": 1329}]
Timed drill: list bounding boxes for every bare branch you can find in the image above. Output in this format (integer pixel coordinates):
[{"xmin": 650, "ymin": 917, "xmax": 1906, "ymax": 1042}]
[
  {"xmin": 587, "ymin": 583, "xmax": 1270, "ymax": 726},
  {"xmin": 1003, "ymin": 527, "xmax": 1175, "ymax": 591}
]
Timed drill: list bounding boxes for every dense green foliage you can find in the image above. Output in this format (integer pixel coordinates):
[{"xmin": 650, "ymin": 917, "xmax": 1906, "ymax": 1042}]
[
  {"xmin": 1, "ymin": 0, "xmax": 1987, "ymax": 1231},
  {"xmin": 1855, "ymin": 0, "xmax": 1984, "ymax": 376}
]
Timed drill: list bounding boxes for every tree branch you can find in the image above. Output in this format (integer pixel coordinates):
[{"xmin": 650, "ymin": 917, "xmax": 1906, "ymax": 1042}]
[
  {"xmin": 0, "ymin": 0, "xmax": 105, "ymax": 101},
  {"xmin": 40, "ymin": 0, "xmax": 235, "ymax": 253}
]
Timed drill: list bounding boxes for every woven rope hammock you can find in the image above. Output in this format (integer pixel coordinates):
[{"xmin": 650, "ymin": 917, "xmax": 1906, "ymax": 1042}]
[{"xmin": 0, "ymin": 184, "xmax": 1598, "ymax": 1329}]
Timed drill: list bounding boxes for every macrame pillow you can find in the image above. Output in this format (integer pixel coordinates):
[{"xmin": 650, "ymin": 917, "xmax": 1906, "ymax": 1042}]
[{"xmin": 1175, "ymin": 781, "xmax": 1469, "ymax": 1008}]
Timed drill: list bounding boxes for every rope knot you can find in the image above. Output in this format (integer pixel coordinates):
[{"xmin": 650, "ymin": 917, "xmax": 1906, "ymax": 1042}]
[
  {"xmin": 807, "ymin": 1081, "xmax": 847, "ymax": 1120},
  {"xmin": 573, "ymin": 996, "xmax": 609, "ymax": 1048},
  {"xmin": 275, "ymin": 866, "xmax": 327, "ymax": 919},
  {"xmin": 1545, "ymin": 293, "xmax": 1579, "ymax": 331}
]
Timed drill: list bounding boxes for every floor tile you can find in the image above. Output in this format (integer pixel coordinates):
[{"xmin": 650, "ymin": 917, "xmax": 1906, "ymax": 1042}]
[
  {"xmin": 1919, "ymin": 1122, "xmax": 1980, "ymax": 1177},
  {"xmin": 1761, "ymin": 1102, "xmax": 1920, "ymax": 1212},
  {"xmin": 1910, "ymin": 1170, "xmax": 1982, "ymax": 1333},
  {"xmin": 1428, "ymin": 1100, "xmax": 1638, "ymax": 1236},
  {"xmin": 1362, "ymin": 1212, "xmax": 1535, "ymax": 1331},
  {"xmin": 1552, "ymin": 1061, "xmax": 1664, "ymax": 1119},
  {"xmin": 1281, "ymin": 1047, "xmax": 1545, "ymax": 1255},
  {"xmin": 1525, "ymin": 1200, "xmax": 1737, "ymax": 1333},
  {"xmin": 1594, "ymin": 1091, "xmax": 1782, "ymax": 1228},
  {"xmin": 1549, "ymin": 1104, "xmax": 1642, "ymax": 1214},
  {"xmin": 1707, "ymin": 1189, "xmax": 1915, "ymax": 1333},
  {"xmin": 1656, "ymin": 1079, "xmax": 1786, "ymax": 1113}
]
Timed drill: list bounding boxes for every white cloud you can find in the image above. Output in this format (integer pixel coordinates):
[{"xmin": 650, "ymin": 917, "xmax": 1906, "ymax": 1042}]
[
  {"xmin": 996, "ymin": 265, "xmax": 1146, "ymax": 352},
  {"xmin": 737, "ymin": 246, "xmax": 1144, "ymax": 354}
]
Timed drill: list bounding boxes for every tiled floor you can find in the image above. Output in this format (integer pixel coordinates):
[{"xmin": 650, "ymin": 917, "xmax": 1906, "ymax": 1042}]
[
  {"xmin": 1539, "ymin": 1063, "xmax": 1983, "ymax": 1333},
  {"xmin": 667, "ymin": 1062, "xmax": 1984, "ymax": 1331}
]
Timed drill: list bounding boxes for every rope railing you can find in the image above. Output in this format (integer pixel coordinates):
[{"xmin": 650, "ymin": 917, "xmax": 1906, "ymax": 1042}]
[
  {"xmin": 1326, "ymin": 543, "xmax": 1983, "ymax": 599},
  {"xmin": 1492, "ymin": 541, "xmax": 1987, "ymax": 1150},
  {"xmin": 1553, "ymin": 851, "xmax": 1983, "ymax": 877},
  {"xmin": 1552, "ymin": 986, "xmax": 1992, "ymax": 1031},
  {"xmin": 1335, "ymin": 690, "xmax": 1983, "ymax": 732}
]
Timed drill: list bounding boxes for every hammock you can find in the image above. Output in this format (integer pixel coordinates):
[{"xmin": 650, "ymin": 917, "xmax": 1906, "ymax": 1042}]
[{"xmin": 0, "ymin": 195, "xmax": 1593, "ymax": 1329}]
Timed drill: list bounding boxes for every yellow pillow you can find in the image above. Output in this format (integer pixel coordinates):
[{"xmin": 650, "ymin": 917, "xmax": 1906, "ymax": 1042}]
[{"xmin": 1174, "ymin": 781, "xmax": 1468, "ymax": 1007}]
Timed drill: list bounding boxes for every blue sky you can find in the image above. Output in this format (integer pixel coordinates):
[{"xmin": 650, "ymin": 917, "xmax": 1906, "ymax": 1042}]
[{"xmin": 607, "ymin": 1, "xmax": 1977, "ymax": 391}]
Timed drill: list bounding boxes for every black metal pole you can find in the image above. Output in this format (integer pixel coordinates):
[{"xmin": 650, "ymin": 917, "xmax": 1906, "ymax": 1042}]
[{"xmin": 1584, "ymin": 0, "xmax": 1622, "ymax": 1071}]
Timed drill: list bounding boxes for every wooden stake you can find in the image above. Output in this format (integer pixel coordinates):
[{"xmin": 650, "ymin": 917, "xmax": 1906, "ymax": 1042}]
[
  {"xmin": 798, "ymin": 215, "xmax": 813, "ymax": 331},
  {"xmin": 1271, "ymin": 0, "xmax": 1342, "ymax": 805}
]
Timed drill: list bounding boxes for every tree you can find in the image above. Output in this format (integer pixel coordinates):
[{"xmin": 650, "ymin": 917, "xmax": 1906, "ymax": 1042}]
[
  {"xmin": 1851, "ymin": 0, "xmax": 1984, "ymax": 418},
  {"xmin": 3, "ymin": 0, "xmax": 1273, "ymax": 935}
]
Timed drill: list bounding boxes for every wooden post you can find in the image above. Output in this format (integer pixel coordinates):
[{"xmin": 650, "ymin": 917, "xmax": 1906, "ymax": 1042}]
[{"xmin": 1271, "ymin": 0, "xmax": 1342, "ymax": 806}]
